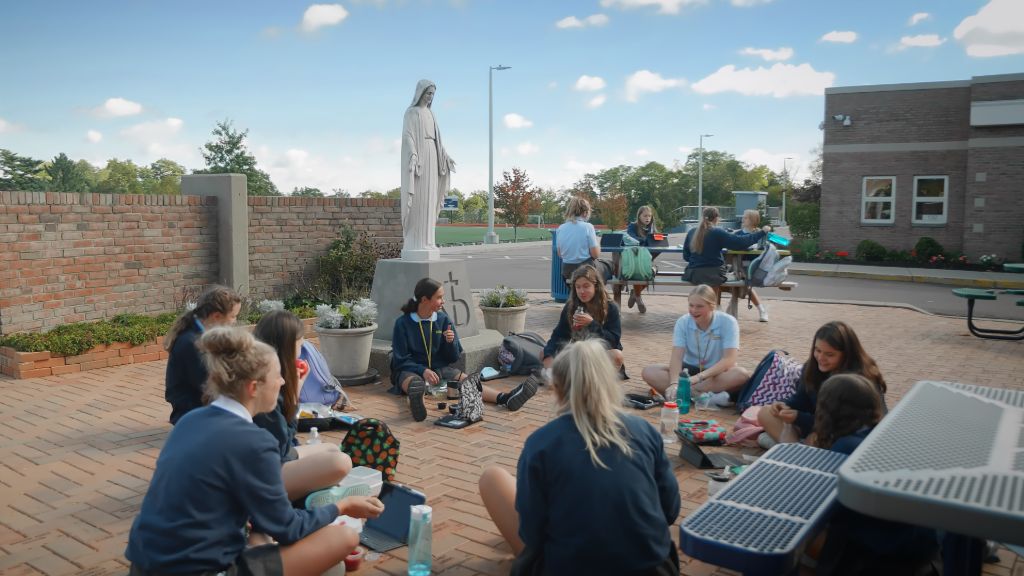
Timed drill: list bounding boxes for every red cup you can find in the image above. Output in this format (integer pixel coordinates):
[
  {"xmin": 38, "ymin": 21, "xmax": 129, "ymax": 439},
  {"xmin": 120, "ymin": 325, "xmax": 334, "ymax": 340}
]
[
  {"xmin": 344, "ymin": 546, "xmax": 365, "ymax": 571},
  {"xmin": 296, "ymin": 359, "xmax": 309, "ymax": 378}
]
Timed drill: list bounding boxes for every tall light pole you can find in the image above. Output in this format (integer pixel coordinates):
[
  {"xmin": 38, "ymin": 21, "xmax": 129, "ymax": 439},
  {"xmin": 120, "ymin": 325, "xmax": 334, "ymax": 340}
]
[
  {"xmin": 697, "ymin": 133, "xmax": 713, "ymax": 221},
  {"xmin": 782, "ymin": 157, "xmax": 793, "ymax": 227},
  {"xmin": 486, "ymin": 64, "xmax": 511, "ymax": 244}
]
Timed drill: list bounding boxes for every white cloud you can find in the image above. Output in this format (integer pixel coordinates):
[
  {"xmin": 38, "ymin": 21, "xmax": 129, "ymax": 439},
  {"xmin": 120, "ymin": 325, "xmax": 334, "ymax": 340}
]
[
  {"xmin": 556, "ymin": 13, "xmax": 609, "ymax": 28},
  {"xmin": 820, "ymin": 30, "xmax": 858, "ymax": 43},
  {"xmin": 574, "ymin": 75, "xmax": 607, "ymax": 91},
  {"xmin": 908, "ymin": 12, "xmax": 930, "ymax": 26},
  {"xmin": 504, "ymin": 113, "xmax": 533, "ymax": 129},
  {"xmin": 565, "ymin": 158, "xmax": 606, "ymax": 177},
  {"xmin": 587, "ymin": 94, "xmax": 607, "ymax": 109},
  {"xmin": 691, "ymin": 63, "xmax": 834, "ymax": 98},
  {"xmin": 954, "ymin": 0, "xmax": 1024, "ymax": 57},
  {"xmin": 586, "ymin": 14, "xmax": 610, "ymax": 26},
  {"xmin": 301, "ymin": 4, "xmax": 349, "ymax": 32},
  {"xmin": 516, "ymin": 142, "xmax": 540, "ymax": 156},
  {"xmin": 634, "ymin": 149, "xmax": 649, "ymax": 157},
  {"xmin": 0, "ymin": 117, "xmax": 14, "ymax": 133},
  {"xmin": 738, "ymin": 149, "xmax": 802, "ymax": 177},
  {"xmin": 899, "ymin": 34, "xmax": 946, "ymax": 49},
  {"xmin": 677, "ymin": 146, "xmax": 693, "ymax": 157},
  {"xmin": 86, "ymin": 130, "xmax": 103, "ymax": 143},
  {"xmin": 702, "ymin": 103, "xmax": 716, "ymax": 111},
  {"xmin": 120, "ymin": 118, "xmax": 192, "ymax": 162},
  {"xmin": 625, "ymin": 70, "xmax": 686, "ymax": 102},
  {"xmin": 740, "ymin": 46, "xmax": 793, "ymax": 61},
  {"xmin": 731, "ymin": 0, "xmax": 773, "ymax": 6},
  {"xmin": 600, "ymin": 0, "xmax": 705, "ymax": 15},
  {"xmin": 94, "ymin": 97, "xmax": 143, "ymax": 117}
]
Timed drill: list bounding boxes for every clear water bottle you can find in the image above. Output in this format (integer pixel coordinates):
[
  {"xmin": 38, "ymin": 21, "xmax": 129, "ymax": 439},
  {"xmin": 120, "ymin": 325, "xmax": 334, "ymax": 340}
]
[
  {"xmin": 307, "ymin": 427, "xmax": 321, "ymax": 445},
  {"xmin": 677, "ymin": 369, "xmax": 691, "ymax": 415},
  {"xmin": 660, "ymin": 401, "xmax": 678, "ymax": 444},
  {"xmin": 407, "ymin": 504, "xmax": 432, "ymax": 576}
]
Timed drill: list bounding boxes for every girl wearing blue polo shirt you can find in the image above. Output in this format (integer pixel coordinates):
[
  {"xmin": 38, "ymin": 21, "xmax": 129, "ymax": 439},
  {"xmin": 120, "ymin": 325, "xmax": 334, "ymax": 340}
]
[
  {"xmin": 127, "ymin": 327, "xmax": 383, "ymax": 576},
  {"xmin": 556, "ymin": 196, "xmax": 612, "ymax": 281},
  {"xmin": 640, "ymin": 284, "xmax": 751, "ymax": 404}
]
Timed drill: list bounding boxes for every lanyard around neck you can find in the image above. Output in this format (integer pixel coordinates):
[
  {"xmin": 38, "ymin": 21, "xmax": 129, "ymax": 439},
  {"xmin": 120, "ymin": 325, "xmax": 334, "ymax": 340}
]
[{"xmin": 418, "ymin": 319, "xmax": 434, "ymax": 369}]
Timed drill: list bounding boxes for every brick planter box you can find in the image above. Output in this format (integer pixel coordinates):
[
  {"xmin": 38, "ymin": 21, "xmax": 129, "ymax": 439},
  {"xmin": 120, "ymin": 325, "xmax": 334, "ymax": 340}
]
[{"xmin": 0, "ymin": 318, "xmax": 319, "ymax": 380}]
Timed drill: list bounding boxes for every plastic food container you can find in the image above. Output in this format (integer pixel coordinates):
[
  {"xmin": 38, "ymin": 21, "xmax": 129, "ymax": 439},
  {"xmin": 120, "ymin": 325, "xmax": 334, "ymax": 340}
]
[{"xmin": 339, "ymin": 466, "xmax": 383, "ymax": 497}]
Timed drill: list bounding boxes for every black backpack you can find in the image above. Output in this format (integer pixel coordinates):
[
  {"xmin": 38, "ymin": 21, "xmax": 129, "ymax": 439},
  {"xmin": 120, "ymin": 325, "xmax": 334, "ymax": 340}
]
[{"xmin": 501, "ymin": 332, "xmax": 546, "ymax": 375}]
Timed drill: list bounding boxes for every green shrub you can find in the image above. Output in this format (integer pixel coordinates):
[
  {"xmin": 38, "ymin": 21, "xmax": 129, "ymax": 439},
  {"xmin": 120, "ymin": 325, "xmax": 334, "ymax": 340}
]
[
  {"xmin": 885, "ymin": 249, "xmax": 910, "ymax": 262},
  {"xmin": 913, "ymin": 237, "xmax": 944, "ymax": 262},
  {"xmin": 292, "ymin": 225, "xmax": 401, "ymax": 304},
  {"xmin": 855, "ymin": 240, "xmax": 888, "ymax": 262},
  {"xmin": 789, "ymin": 237, "xmax": 818, "ymax": 262},
  {"xmin": 787, "ymin": 202, "xmax": 819, "ymax": 239},
  {"xmin": 0, "ymin": 312, "xmax": 178, "ymax": 356}
]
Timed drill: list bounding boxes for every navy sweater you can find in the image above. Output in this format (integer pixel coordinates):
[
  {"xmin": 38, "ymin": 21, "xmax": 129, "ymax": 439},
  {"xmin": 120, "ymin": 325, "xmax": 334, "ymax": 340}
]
[
  {"xmin": 683, "ymin": 227, "xmax": 765, "ymax": 269},
  {"xmin": 390, "ymin": 311, "xmax": 462, "ymax": 386},
  {"xmin": 164, "ymin": 323, "xmax": 207, "ymax": 425},
  {"xmin": 253, "ymin": 394, "xmax": 299, "ymax": 463},
  {"xmin": 126, "ymin": 406, "xmax": 337, "ymax": 572},
  {"xmin": 516, "ymin": 413, "xmax": 680, "ymax": 574},
  {"xmin": 626, "ymin": 221, "xmax": 658, "ymax": 247},
  {"xmin": 543, "ymin": 301, "xmax": 621, "ymax": 359}
]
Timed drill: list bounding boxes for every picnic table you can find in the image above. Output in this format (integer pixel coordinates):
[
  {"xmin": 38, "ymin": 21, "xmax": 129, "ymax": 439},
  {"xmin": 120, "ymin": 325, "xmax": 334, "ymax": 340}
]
[
  {"xmin": 951, "ymin": 288, "xmax": 1024, "ymax": 340},
  {"xmin": 838, "ymin": 380, "xmax": 1024, "ymax": 575}
]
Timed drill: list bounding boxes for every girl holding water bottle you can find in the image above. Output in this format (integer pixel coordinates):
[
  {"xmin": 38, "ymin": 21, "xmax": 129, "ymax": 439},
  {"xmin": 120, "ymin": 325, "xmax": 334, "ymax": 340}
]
[
  {"xmin": 541, "ymin": 264, "xmax": 624, "ymax": 370},
  {"xmin": 478, "ymin": 340, "xmax": 680, "ymax": 574}
]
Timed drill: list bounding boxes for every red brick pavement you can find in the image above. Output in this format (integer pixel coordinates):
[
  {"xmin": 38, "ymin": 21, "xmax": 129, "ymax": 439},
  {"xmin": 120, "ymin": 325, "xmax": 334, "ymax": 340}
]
[{"xmin": 1, "ymin": 294, "xmax": 1021, "ymax": 575}]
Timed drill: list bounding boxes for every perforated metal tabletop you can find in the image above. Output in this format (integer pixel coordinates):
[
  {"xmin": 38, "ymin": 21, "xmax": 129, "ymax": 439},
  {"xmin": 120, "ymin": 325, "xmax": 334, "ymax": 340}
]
[
  {"xmin": 679, "ymin": 443, "xmax": 847, "ymax": 575},
  {"xmin": 838, "ymin": 380, "xmax": 1024, "ymax": 545}
]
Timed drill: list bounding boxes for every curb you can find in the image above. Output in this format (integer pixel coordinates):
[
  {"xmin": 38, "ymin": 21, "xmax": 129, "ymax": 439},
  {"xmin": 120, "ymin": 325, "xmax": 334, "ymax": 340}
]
[{"xmin": 789, "ymin": 268, "xmax": 1024, "ymax": 290}]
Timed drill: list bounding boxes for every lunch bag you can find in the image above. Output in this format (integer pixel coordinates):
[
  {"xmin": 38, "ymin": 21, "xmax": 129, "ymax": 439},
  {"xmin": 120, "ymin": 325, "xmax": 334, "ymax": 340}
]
[
  {"xmin": 736, "ymin": 350, "xmax": 803, "ymax": 411},
  {"xmin": 341, "ymin": 418, "xmax": 400, "ymax": 481},
  {"xmin": 620, "ymin": 246, "xmax": 654, "ymax": 281},
  {"xmin": 501, "ymin": 332, "xmax": 546, "ymax": 375}
]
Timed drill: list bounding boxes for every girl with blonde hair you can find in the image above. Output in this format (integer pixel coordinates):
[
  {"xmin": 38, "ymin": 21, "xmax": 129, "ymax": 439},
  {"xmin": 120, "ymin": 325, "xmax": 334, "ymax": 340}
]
[
  {"xmin": 683, "ymin": 207, "xmax": 768, "ymax": 288},
  {"xmin": 737, "ymin": 209, "xmax": 770, "ymax": 321},
  {"xmin": 556, "ymin": 196, "xmax": 613, "ymax": 281},
  {"xmin": 478, "ymin": 340, "xmax": 680, "ymax": 574}
]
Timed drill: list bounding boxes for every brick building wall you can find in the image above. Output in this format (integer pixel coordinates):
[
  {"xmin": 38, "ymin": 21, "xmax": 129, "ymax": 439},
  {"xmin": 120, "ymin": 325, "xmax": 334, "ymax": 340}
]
[{"xmin": 0, "ymin": 192, "xmax": 219, "ymax": 335}]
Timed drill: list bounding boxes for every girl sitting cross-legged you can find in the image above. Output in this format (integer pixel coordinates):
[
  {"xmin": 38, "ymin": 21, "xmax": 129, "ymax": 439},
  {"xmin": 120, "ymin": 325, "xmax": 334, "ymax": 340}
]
[
  {"xmin": 541, "ymin": 264, "xmax": 623, "ymax": 371},
  {"xmin": 126, "ymin": 327, "xmax": 384, "ymax": 576}
]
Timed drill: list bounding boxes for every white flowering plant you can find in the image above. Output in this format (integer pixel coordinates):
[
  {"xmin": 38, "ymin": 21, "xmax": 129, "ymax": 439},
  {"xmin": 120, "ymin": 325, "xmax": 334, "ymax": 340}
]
[
  {"xmin": 978, "ymin": 253, "xmax": 1000, "ymax": 266},
  {"xmin": 257, "ymin": 299, "xmax": 285, "ymax": 314},
  {"xmin": 478, "ymin": 286, "xmax": 528, "ymax": 308},
  {"xmin": 315, "ymin": 298, "xmax": 378, "ymax": 329}
]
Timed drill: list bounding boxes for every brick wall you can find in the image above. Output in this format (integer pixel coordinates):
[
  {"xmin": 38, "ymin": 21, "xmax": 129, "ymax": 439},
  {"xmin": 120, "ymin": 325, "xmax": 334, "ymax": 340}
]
[
  {"xmin": 0, "ymin": 192, "xmax": 219, "ymax": 335},
  {"xmin": 963, "ymin": 146, "xmax": 1024, "ymax": 260},
  {"xmin": 247, "ymin": 197, "xmax": 402, "ymax": 301},
  {"xmin": 825, "ymin": 87, "xmax": 971, "ymax": 145},
  {"xmin": 971, "ymin": 79, "xmax": 1024, "ymax": 102}
]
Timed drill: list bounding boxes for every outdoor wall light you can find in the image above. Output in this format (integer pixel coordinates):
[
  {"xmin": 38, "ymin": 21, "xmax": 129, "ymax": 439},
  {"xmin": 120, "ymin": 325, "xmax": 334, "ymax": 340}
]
[{"xmin": 832, "ymin": 114, "xmax": 853, "ymax": 126}]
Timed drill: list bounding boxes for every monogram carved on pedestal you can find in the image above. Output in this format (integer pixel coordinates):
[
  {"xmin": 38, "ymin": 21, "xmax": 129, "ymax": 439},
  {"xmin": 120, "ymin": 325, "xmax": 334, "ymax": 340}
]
[{"xmin": 442, "ymin": 270, "xmax": 471, "ymax": 328}]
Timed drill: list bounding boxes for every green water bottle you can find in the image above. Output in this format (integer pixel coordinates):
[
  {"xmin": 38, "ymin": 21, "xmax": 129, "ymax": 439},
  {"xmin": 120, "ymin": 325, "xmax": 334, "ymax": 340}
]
[{"xmin": 677, "ymin": 369, "xmax": 691, "ymax": 415}]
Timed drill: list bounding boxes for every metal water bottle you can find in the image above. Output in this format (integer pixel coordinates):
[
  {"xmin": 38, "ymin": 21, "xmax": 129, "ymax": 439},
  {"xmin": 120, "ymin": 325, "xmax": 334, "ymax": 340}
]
[
  {"xmin": 677, "ymin": 369, "xmax": 691, "ymax": 415},
  {"xmin": 407, "ymin": 504, "xmax": 432, "ymax": 576}
]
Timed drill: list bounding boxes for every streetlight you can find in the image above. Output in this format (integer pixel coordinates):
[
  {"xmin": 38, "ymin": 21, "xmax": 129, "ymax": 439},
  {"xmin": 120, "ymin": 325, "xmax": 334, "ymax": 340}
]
[
  {"xmin": 782, "ymin": 157, "xmax": 793, "ymax": 226},
  {"xmin": 697, "ymin": 133, "xmax": 713, "ymax": 220},
  {"xmin": 486, "ymin": 64, "xmax": 511, "ymax": 244}
]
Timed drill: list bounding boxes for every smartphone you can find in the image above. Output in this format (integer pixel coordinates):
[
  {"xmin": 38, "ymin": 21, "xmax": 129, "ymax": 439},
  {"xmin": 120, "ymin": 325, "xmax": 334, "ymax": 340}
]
[{"xmin": 623, "ymin": 393, "xmax": 660, "ymax": 410}]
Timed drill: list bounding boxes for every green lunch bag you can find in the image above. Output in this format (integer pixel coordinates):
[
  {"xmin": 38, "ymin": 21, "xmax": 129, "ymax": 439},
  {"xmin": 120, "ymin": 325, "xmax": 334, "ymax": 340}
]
[{"xmin": 620, "ymin": 246, "xmax": 654, "ymax": 281}]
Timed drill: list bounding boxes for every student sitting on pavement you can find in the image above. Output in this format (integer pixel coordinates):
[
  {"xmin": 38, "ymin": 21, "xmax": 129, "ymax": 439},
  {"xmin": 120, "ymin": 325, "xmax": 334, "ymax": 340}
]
[
  {"xmin": 811, "ymin": 374, "xmax": 939, "ymax": 576},
  {"xmin": 541, "ymin": 264, "xmax": 624, "ymax": 372},
  {"xmin": 163, "ymin": 285, "xmax": 242, "ymax": 425},
  {"xmin": 556, "ymin": 196, "xmax": 613, "ymax": 282},
  {"xmin": 625, "ymin": 204, "xmax": 660, "ymax": 314},
  {"xmin": 253, "ymin": 310, "xmax": 352, "ymax": 503},
  {"xmin": 641, "ymin": 284, "xmax": 751, "ymax": 405},
  {"xmin": 127, "ymin": 327, "xmax": 384, "ymax": 576},
  {"xmin": 757, "ymin": 320, "xmax": 887, "ymax": 449},
  {"xmin": 683, "ymin": 206, "xmax": 769, "ymax": 288},
  {"xmin": 736, "ymin": 209, "xmax": 770, "ymax": 322},
  {"xmin": 478, "ymin": 339, "xmax": 681, "ymax": 575},
  {"xmin": 390, "ymin": 277, "xmax": 537, "ymax": 422}
]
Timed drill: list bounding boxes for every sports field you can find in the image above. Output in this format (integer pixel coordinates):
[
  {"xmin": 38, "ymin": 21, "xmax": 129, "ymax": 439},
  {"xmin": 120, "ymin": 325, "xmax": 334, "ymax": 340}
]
[{"xmin": 435, "ymin": 225, "xmax": 553, "ymax": 245}]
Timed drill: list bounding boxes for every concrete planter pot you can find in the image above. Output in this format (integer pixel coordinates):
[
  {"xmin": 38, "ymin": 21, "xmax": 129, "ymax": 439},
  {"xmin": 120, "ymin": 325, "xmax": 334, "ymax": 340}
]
[
  {"xmin": 479, "ymin": 305, "xmax": 528, "ymax": 336},
  {"xmin": 314, "ymin": 323, "xmax": 378, "ymax": 378}
]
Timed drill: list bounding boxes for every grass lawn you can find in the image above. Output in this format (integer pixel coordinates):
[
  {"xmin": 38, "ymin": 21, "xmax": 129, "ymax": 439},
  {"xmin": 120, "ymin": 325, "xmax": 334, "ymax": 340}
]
[{"xmin": 435, "ymin": 225, "xmax": 553, "ymax": 245}]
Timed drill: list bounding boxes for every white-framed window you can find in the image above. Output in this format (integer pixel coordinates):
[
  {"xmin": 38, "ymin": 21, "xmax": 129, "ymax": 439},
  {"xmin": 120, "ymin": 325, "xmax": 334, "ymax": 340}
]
[
  {"xmin": 912, "ymin": 175, "xmax": 948, "ymax": 225},
  {"xmin": 861, "ymin": 176, "xmax": 895, "ymax": 224}
]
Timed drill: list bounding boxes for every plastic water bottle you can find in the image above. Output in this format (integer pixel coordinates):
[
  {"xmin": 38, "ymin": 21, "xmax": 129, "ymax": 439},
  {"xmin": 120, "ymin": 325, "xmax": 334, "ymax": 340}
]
[
  {"xmin": 307, "ymin": 427, "xmax": 321, "ymax": 445},
  {"xmin": 407, "ymin": 505, "xmax": 432, "ymax": 576},
  {"xmin": 660, "ymin": 401, "xmax": 678, "ymax": 444},
  {"xmin": 677, "ymin": 369, "xmax": 691, "ymax": 415}
]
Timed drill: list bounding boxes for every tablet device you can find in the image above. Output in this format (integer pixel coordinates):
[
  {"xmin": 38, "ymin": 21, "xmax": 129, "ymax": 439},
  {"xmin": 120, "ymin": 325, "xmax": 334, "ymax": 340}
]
[{"xmin": 360, "ymin": 482, "xmax": 427, "ymax": 552}]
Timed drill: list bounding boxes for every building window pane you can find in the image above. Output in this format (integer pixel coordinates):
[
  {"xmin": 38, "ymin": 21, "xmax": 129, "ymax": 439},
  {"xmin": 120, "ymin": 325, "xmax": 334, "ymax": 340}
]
[
  {"xmin": 862, "ymin": 176, "xmax": 895, "ymax": 224},
  {"xmin": 912, "ymin": 176, "xmax": 948, "ymax": 225}
]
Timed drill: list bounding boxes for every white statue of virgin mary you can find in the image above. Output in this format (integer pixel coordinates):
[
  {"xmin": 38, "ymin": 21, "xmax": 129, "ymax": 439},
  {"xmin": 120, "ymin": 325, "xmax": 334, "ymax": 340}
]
[{"xmin": 400, "ymin": 79, "xmax": 456, "ymax": 261}]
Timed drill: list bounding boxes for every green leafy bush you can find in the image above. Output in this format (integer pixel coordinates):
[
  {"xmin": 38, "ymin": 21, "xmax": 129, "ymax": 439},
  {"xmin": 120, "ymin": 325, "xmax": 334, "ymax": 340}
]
[
  {"xmin": 886, "ymin": 249, "xmax": 911, "ymax": 262},
  {"xmin": 787, "ymin": 202, "xmax": 819, "ymax": 239},
  {"xmin": 855, "ymin": 240, "xmax": 888, "ymax": 262},
  {"xmin": 788, "ymin": 237, "xmax": 818, "ymax": 262},
  {"xmin": 0, "ymin": 312, "xmax": 178, "ymax": 356},
  {"xmin": 293, "ymin": 225, "xmax": 401, "ymax": 304},
  {"xmin": 913, "ymin": 237, "xmax": 944, "ymax": 262}
]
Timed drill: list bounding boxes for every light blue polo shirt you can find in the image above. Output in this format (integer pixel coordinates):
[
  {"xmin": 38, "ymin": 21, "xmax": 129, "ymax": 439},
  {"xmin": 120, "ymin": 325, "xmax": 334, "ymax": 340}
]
[
  {"xmin": 672, "ymin": 311, "xmax": 740, "ymax": 370},
  {"xmin": 556, "ymin": 219, "xmax": 599, "ymax": 264}
]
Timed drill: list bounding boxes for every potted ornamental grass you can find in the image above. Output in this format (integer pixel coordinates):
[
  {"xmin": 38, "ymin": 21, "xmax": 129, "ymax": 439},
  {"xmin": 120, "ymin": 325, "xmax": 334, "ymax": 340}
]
[
  {"xmin": 478, "ymin": 286, "xmax": 529, "ymax": 336},
  {"xmin": 314, "ymin": 298, "xmax": 378, "ymax": 378}
]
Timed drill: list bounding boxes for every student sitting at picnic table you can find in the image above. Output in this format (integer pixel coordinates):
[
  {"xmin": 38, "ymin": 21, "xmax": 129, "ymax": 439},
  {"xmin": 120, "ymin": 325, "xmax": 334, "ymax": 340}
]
[
  {"xmin": 478, "ymin": 340, "xmax": 681, "ymax": 575},
  {"xmin": 640, "ymin": 284, "xmax": 750, "ymax": 405},
  {"xmin": 541, "ymin": 265, "xmax": 623, "ymax": 371},
  {"xmin": 683, "ymin": 206, "xmax": 769, "ymax": 288},
  {"xmin": 127, "ymin": 327, "xmax": 384, "ymax": 576},
  {"xmin": 811, "ymin": 374, "xmax": 940, "ymax": 576},
  {"xmin": 163, "ymin": 285, "xmax": 242, "ymax": 425},
  {"xmin": 736, "ymin": 209, "xmax": 770, "ymax": 322},
  {"xmin": 757, "ymin": 320, "xmax": 887, "ymax": 448},
  {"xmin": 624, "ymin": 204, "xmax": 660, "ymax": 313},
  {"xmin": 253, "ymin": 310, "xmax": 351, "ymax": 503},
  {"xmin": 556, "ymin": 196, "xmax": 613, "ymax": 281}
]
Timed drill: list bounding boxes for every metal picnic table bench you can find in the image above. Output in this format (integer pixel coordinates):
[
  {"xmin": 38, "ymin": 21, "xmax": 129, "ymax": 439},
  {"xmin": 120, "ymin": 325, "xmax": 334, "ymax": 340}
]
[{"xmin": 951, "ymin": 288, "xmax": 1024, "ymax": 340}]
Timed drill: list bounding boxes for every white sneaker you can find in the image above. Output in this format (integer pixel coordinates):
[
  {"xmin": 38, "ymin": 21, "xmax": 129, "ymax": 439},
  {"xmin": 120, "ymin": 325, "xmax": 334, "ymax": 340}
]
[
  {"xmin": 757, "ymin": 432, "xmax": 777, "ymax": 450},
  {"xmin": 709, "ymin": 391, "xmax": 731, "ymax": 407},
  {"xmin": 758, "ymin": 304, "xmax": 769, "ymax": 322}
]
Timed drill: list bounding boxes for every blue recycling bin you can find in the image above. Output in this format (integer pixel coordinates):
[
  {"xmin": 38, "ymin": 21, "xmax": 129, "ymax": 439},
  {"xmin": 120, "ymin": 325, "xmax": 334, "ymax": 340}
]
[{"xmin": 549, "ymin": 230, "xmax": 569, "ymax": 303}]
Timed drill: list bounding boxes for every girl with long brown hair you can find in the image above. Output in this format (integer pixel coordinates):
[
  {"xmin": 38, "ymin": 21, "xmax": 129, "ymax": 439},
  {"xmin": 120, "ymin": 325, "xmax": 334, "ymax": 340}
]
[
  {"xmin": 625, "ymin": 205, "xmax": 660, "ymax": 313},
  {"xmin": 541, "ymin": 264, "xmax": 623, "ymax": 369}
]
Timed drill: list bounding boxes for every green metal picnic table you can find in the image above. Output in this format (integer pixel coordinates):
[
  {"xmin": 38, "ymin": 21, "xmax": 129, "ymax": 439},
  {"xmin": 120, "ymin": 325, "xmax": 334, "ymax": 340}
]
[{"xmin": 951, "ymin": 288, "xmax": 1024, "ymax": 340}]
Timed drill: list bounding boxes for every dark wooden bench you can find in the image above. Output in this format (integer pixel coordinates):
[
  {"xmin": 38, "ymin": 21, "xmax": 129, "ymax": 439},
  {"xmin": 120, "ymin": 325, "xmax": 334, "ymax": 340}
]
[
  {"xmin": 951, "ymin": 288, "xmax": 1024, "ymax": 340},
  {"xmin": 608, "ymin": 272, "xmax": 798, "ymax": 317}
]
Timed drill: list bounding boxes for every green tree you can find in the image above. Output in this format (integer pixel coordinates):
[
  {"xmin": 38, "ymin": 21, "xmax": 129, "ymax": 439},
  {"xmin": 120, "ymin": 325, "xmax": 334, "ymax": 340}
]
[
  {"xmin": 196, "ymin": 120, "xmax": 279, "ymax": 196},
  {"xmin": 292, "ymin": 186, "xmax": 324, "ymax": 197},
  {"xmin": 139, "ymin": 158, "xmax": 185, "ymax": 195},
  {"xmin": 45, "ymin": 153, "xmax": 91, "ymax": 192},
  {"xmin": 75, "ymin": 160, "xmax": 101, "ymax": 192},
  {"xmin": 463, "ymin": 191, "xmax": 487, "ymax": 223},
  {"xmin": 494, "ymin": 167, "xmax": 541, "ymax": 242},
  {"xmin": 0, "ymin": 149, "xmax": 47, "ymax": 191},
  {"xmin": 95, "ymin": 158, "xmax": 143, "ymax": 194}
]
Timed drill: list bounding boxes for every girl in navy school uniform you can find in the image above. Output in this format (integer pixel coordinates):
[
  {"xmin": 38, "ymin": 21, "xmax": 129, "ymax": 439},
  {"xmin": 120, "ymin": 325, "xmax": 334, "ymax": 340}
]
[
  {"xmin": 541, "ymin": 264, "xmax": 624, "ymax": 370},
  {"xmin": 624, "ymin": 205, "xmax": 660, "ymax": 314},
  {"xmin": 811, "ymin": 374, "xmax": 940, "ymax": 576},
  {"xmin": 127, "ymin": 327, "xmax": 384, "ymax": 576},
  {"xmin": 163, "ymin": 285, "xmax": 242, "ymax": 425},
  {"xmin": 253, "ymin": 310, "xmax": 351, "ymax": 503},
  {"xmin": 390, "ymin": 277, "xmax": 537, "ymax": 422}
]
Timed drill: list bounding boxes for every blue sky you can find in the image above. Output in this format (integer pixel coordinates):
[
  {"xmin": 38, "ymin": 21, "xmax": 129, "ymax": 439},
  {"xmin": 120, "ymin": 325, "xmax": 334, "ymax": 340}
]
[{"xmin": 1, "ymin": 0, "xmax": 1022, "ymax": 194}]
